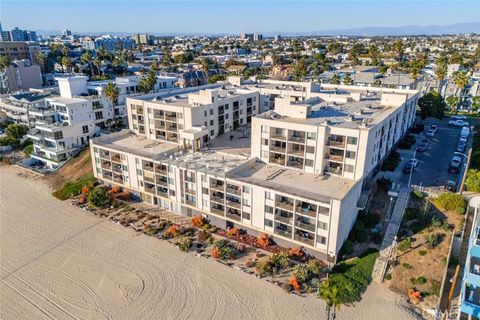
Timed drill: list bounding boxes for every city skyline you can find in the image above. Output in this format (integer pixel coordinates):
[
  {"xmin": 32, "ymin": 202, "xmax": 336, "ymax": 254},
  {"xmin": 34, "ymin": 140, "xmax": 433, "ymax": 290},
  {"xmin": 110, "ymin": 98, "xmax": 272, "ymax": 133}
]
[{"xmin": 2, "ymin": 0, "xmax": 480, "ymax": 35}]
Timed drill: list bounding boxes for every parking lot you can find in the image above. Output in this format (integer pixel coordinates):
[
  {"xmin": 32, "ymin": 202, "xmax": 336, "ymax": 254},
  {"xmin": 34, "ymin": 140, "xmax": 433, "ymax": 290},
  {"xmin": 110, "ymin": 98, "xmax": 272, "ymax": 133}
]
[{"xmin": 397, "ymin": 120, "xmax": 473, "ymax": 191}]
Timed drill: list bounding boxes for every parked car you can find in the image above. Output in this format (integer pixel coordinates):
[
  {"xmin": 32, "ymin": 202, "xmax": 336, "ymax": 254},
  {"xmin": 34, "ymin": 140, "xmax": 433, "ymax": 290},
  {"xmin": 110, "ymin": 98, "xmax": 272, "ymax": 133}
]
[
  {"xmin": 450, "ymin": 115, "xmax": 467, "ymax": 121},
  {"xmin": 426, "ymin": 129, "xmax": 436, "ymax": 137},
  {"xmin": 408, "ymin": 158, "xmax": 419, "ymax": 167},
  {"xmin": 457, "ymin": 142, "xmax": 466, "ymax": 152},
  {"xmin": 448, "ymin": 156, "xmax": 462, "ymax": 173},
  {"xmin": 444, "ymin": 180, "xmax": 457, "ymax": 192},
  {"xmin": 449, "ymin": 119, "xmax": 469, "ymax": 127},
  {"xmin": 416, "ymin": 141, "xmax": 429, "ymax": 152},
  {"xmin": 461, "ymin": 126, "xmax": 470, "ymax": 138}
]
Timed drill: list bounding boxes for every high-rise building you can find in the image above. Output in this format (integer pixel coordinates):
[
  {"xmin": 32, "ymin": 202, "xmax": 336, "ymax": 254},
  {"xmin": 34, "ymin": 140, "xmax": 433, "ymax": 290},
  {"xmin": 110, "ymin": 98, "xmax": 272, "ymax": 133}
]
[
  {"xmin": 62, "ymin": 29, "xmax": 72, "ymax": 37},
  {"xmin": 6, "ymin": 27, "xmax": 37, "ymax": 42},
  {"xmin": 253, "ymin": 33, "xmax": 263, "ymax": 41}
]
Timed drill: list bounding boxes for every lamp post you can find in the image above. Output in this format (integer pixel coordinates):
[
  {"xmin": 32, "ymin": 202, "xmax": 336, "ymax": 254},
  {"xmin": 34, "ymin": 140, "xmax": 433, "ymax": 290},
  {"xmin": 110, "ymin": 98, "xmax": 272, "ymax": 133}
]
[
  {"xmin": 455, "ymin": 150, "xmax": 472, "ymax": 196},
  {"xmin": 407, "ymin": 149, "xmax": 417, "ymax": 190}
]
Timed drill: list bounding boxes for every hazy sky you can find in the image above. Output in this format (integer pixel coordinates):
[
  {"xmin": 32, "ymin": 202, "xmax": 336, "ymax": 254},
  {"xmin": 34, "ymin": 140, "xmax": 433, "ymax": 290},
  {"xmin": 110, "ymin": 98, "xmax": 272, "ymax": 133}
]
[{"xmin": 2, "ymin": 0, "xmax": 480, "ymax": 34}]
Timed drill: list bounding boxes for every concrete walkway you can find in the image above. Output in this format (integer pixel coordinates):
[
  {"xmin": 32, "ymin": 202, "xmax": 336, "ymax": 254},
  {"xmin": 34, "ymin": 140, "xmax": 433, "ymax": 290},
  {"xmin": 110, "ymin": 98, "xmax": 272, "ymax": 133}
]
[{"xmin": 372, "ymin": 185, "xmax": 410, "ymax": 283}]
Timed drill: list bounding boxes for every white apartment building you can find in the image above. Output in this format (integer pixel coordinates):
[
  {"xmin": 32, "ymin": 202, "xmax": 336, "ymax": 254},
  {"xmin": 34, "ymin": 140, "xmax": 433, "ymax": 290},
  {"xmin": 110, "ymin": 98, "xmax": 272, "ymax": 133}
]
[
  {"xmin": 0, "ymin": 89, "xmax": 53, "ymax": 126},
  {"xmin": 27, "ymin": 76, "xmax": 112, "ymax": 169},
  {"xmin": 90, "ymin": 79, "xmax": 419, "ymax": 262}
]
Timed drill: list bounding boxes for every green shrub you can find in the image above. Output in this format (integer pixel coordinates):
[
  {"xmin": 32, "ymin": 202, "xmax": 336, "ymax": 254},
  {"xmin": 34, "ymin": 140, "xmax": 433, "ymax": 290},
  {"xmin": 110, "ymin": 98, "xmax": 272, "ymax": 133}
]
[
  {"xmin": 321, "ymin": 250, "xmax": 378, "ymax": 305},
  {"xmin": 270, "ymin": 252, "xmax": 289, "ymax": 271},
  {"xmin": 384, "ymin": 274, "xmax": 392, "ymax": 281},
  {"xmin": 377, "ymin": 177, "xmax": 392, "ymax": 190},
  {"xmin": 466, "ymin": 169, "xmax": 480, "ymax": 192},
  {"xmin": 431, "ymin": 217, "xmax": 442, "ymax": 228},
  {"xmin": 356, "ymin": 230, "xmax": 368, "ymax": 242},
  {"xmin": 342, "ymin": 239, "xmax": 354, "ymax": 254},
  {"xmin": 355, "ymin": 220, "xmax": 365, "ymax": 231},
  {"xmin": 307, "ymin": 259, "xmax": 323, "ymax": 277},
  {"xmin": 219, "ymin": 246, "xmax": 235, "ymax": 260},
  {"xmin": 417, "ymin": 276, "xmax": 427, "ymax": 284},
  {"xmin": 419, "ymin": 250, "xmax": 427, "ymax": 256},
  {"xmin": 410, "ymin": 277, "xmax": 417, "ymax": 285},
  {"xmin": 397, "ymin": 237, "xmax": 412, "ymax": 252},
  {"xmin": 87, "ymin": 188, "xmax": 110, "ymax": 208},
  {"xmin": 426, "ymin": 233, "xmax": 440, "ymax": 248},
  {"xmin": 434, "ymin": 193, "xmax": 466, "ymax": 211},
  {"xmin": 430, "ymin": 279, "xmax": 441, "ymax": 296},
  {"xmin": 381, "ymin": 151, "xmax": 401, "ymax": 171},
  {"xmin": 456, "ymin": 207, "xmax": 466, "ymax": 215},
  {"xmin": 256, "ymin": 260, "xmax": 273, "ymax": 276},
  {"xmin": 23, "ymin": 143, "xmax": 34, "ymax": 156},
  {"xmin": 179, "ymin": 239, "xmax": 192, "ymax": 252},
  {"xmin": 410, "ymin": 190, "xmax": 425, "ymax": 200},
  {"xmin": 403, "ymin": 207, "xmax": 418, "ymax": 221},
  {"xmin": 52, "ymin": 174, "xmax": 95, "ymax": 200},
  {"xmin": 402, "ymin": 262, "xmax": 413, "ymax": 269},
  {"xmin": 282, "ymin": 282, "xmax": 292, "ymax": 292},
  {"xmin": 371, "ymin": 233, "xmax": 383, "ymax": 244},
  {"xmin": 293, "ymin": 264, "xmax": 311, "ymax": 282}
]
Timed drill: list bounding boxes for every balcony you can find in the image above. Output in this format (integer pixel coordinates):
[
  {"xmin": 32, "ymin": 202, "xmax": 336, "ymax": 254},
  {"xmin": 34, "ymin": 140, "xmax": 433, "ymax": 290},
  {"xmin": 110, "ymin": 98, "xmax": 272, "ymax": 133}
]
[
  {"xmin": 288, "ymin": 148, "xmax": 305, "ymax": 157},
  {"xmin": 325, "ymin": 153, "xmax": 344, "ymax": 162},
  {"xmin": 275, "ymin": 214, "xmax": 293, "ymax": 225},
  {"xmin": 210, "ymin": 182, "xmax": 225, "ymax": 192},
  {"xmin": 185, "ymin": 174, "xmax": 196, "ymax": 183},
  {"xmin": 274, "ymin": 227, "xmax": 292, "ymax": 239},
  {"xmin": 287, "ymin": 159, "xmax": 304, "ymax": 169},
  {"xmin": 210, "ymin": 194, "xmax": 225, "ymax": 204},
  {"xmin": 327, "ymin": 139, "xmax": 346, "ymax": 148},
  {"xmin": 165, "ymin": 113, "xmax": 177, "ymax": 121},
  {"xmin": 144, "ymin": 183, "xmax": 155, "ymax": 194},
  {"xmin": 325, "ymin": 163, "xmax": 343, "ymax": 175},
  {"xmin": 155, "ymin": 164, "xmax": 168, "ymax": 175},
  {"xmin": 166, "ymin": 124, "xmax": 178, "ymax": 131},
  {"xmin": 156, "ymin": 176, "xmax": 168, "ymax": 187},
  {"xmin": 185, "ymin": 199, "xmax": 196, "ymax": 207},
  {"xmin": 157, "ymin": 187, "xmax": 169, "ymax": 198},
  {"xmin": 226, "ymin": 208, "xmax": 241, "ymax": 222},
  {"xmin": 296, "ymin": 203, "xmax": 317, "ymax": 218},
  {"xmin": 226, "ymin": 185, "xmax": 241, "ymax": 195},
  {"xmin": 111, "ymin": 154, "xmax": 121, "ymax": 163},
  {"xmin": 142, "ymin": 162, "xmax": 154, "ymax": 172},
  {"xmin": 226, "ymin": 199, "xmax": 241, "ymax": 209},
  {"xmin": 144, "ymin": 175, "xmax": 155, "ymax": 183},
  {"xmin": 294, "ymin": 233, "xmax": 314, "ymax": 246},
  {"xmin": 112, "ymin": 164, "xmax": 123, "ymax": 173},
  {"xmin": 185, "ymin": 187, "xmax": 196, "ymax": 195},
  {"xmin": 102, "ymin": 171, "xmax": 113, "ymax": 180},
  {"xmin": 270, "ymin": 146, "xmax": 286, "ymax": 153},
  {"xmin": 101, "ymin": 161, "xmax": 112, "ymax": 170},
  {"xmin": 210, "ymin": 207, "xmax": 225, "ymax": 216},
  {"xmin": 153, "ymin": 111, "xmax": 164, "ymax": 119},
  {"xmin": 100, "ymin": 151, "xmax": 110, "ymax": 159},
  {"xmin": 288, "ymin": 135, "xmax": 306, "ymax": 144},
  {"xmin": 113, "ymin": 174, "xmax": 123, "ymax": 184},
  {"xmin": 275, "ymin": 198, "xmax": 294, "ymax": 211},
  {"xmin": 295, "ymin": 220, "xmax": 316, "ymax": 232},
  {"xmin": 270, "ymin": 133, "xmax": 287, "ymax": 141},
  {"xmin": 270, "ymin": 156, "xmax": 286, "ymax": 166}
]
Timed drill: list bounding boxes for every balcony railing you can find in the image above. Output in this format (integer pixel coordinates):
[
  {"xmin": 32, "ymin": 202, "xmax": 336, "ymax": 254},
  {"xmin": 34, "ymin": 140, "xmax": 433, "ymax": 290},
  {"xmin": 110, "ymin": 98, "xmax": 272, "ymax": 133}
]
[
  {"xmin": 226, "ymin": 200, "xmax": 241, "ymax": 209},
  {"xmin": 144, "ymin": 176, "xmax": 155, "ymax": 183},
  {"xmin": 327, "ymin": 139, "xmax": 346, "ymax": 148},
  {"xmin": 270, "ymin": 157, "xmax": 286, "ymax": 165},
  {"xmin": 185, "ymin": 188, "xmax": 196, "ymax": 195},
  {"xmin": 226, "ymin": 186, "xmax": 241, "ymax": 195},
  {"xmin": 165, "ymin": 115, "xmax": 177, "ymax": 121},
  {"xmin": 275, "ymin": 214, "xmax": 293, "ymax": 225},
  {"xmin": 270, "ymin": 134, "xmax": 287, "ymax": 141},
  {"xmin": 111, "ymin": 155, "xmax": 121, "ymax": 163},
  {"xmin": 295, "ymin": 221, "xmax": 316, "ymax": 232},
  {"xmin": 296, "ymin": 206, "xmax": 317, "ymax": 218},
  {"xmin": 210, "ymin": 195, "xmax": 224, "ymax": 204},
  {"xmin": 226, "ymin": 212, "xmax": 241, "ymax": 222},
  {"xmin": 142, "ymin": 164, "xmax": 154, "ymax": 172},
  {"xmin": 325, "ymin": 154, "xmax": 344, "ymax": 162},
  {"xmin": 276, "ymin": 200, "xmax": 294, "ymax": 211},
  {"xmin": 270, "ymin": 146, "xmax": 286, "ymax": 153},
  {"xmin": 274, "ymin": 228, "xmax": 292, "ymax": 239},
  {"xmin": 156, "ymin": 178, "xmax": 168, "ymax": 187},
  {"xmin": 288, "ymin": 135, "xmax": 305, "ymax": 143},
  {"xmin": 294, "ymin": 234, "xmax": 314, "ymax": 246},
  {"xmin": 185, "ymin": 199, "xmax": 196, "ymax": 207},
  {"xmin": 288, "ymin": 149, "xmax": 305, "ymax": 156},
  {"xmin": 210, "ymin": 207, "xmax": 224, "ymax": 216},
  {"xmin": 144, "ymin": 186, "xmax": 155, "ymax": 194},
  {"xmin": 210, "ymin": 183, "xmax": 225, "ymax": 191},
  {"xmin": 155, "ymin": 165, "xmax": 168, "ymax": 175}
]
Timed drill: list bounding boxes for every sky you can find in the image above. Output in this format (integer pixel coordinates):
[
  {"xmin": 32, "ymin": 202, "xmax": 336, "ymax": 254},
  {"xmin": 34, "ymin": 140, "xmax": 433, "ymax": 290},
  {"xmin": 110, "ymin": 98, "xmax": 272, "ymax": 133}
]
[{"xmin": 1, "ymin": 0, "xmax": 480, "ymax": 35}]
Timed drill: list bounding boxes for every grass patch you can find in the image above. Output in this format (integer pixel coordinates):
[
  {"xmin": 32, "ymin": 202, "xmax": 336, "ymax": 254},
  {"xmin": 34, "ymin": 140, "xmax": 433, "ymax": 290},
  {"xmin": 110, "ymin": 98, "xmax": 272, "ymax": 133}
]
[
  {"xmin": 52, "ymin": 174, "xmax": 95, "ymax": 200},
  {"xmin": 434, "ymin": 193, "xmax": 466, "ymax": 211}
]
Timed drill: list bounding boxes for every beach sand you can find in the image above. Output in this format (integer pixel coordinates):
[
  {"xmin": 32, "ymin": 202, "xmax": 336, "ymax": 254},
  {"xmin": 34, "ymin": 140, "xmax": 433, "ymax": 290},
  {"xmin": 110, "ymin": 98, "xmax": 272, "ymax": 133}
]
[{"xmin": 0, "ymin": 166, "xmax": 422, "ymax": 320}]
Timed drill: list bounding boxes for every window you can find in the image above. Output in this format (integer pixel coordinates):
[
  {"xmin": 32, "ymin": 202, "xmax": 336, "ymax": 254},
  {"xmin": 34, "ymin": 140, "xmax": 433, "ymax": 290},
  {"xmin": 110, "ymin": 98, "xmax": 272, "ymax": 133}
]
[
  {"xmin": 94, "ymin": 147, "xmax": 98, "ymax": 153},
  {"xmin": 318, "ymin": 222, "xmax": 328, "ymax": 230},
  {"xmin": 136, "ymin": 169, "xmax": 142, "ymax": 176},
  {"xmin": 210, "ymin": 120, "xmax": 214, "ymax": 126},
  {"xmin": 306, "ymin": 146, "xmax": 315, "ymax": 153},
  {"xmin": 265, "ymin": 191, "xmax": 272, "ymax": 200},
  {"xmin": 242, "ymin": 198, "xmax": 250, "ymax": 207},
  {"xmin": 204, "ymin": 110, "xmax": 207, "ymax": 117},
  {"xmin": 242, "ymin": 186, "xmax": 250, "ymax": 194},
  {"xmin": 346, "ymin": 151, "xmax": 356, "ymax": 159},
  {"xmin": 224, "ymin": 104, "xmax": 229, "ymax": 110},
  {"xmin": 307, "ymin": 132, "xmax": 316, "ymax": 140},
  {"xmin": 265, "ymin": 205, "xmax": 273, "ymax": 214},
  {"xmin": 347, "ymin": 136, "xmax": 358, "ymax": 145},
  {"xmin": 261, "ymin": 150, "xmax": 269, "ymax": 158},
  {"xmin": 209, "ymin": 109, "xmax": 213, "ymax": 116},
  {"xmin": 202, "ymin": 187, "xmax": 209, "ymax": 195},
  {"xmin": 82, "ymin": 125, "xmax": 89, "ymax": 133},
  {"xmin": 147, "ymin": 108, "xmax": 152, "ymax": 114},
  {"xmin": 261, "ymin": 125, "xmax": 268, "ymax": 133},
  {"xmin": 265, "ymin": 219, "xmax": 273, "ymax": 227},
  {"xmin": 318, "ymin": 206, "xmax": 329, "ymax": 216},
  {"xmin": 317, "ymin": 236, "xmax": 327, "ymax": 245},
  {"xmin": 262, "ymin": 138, "xmax": 268, "ymax": 146},
  {"xmin": 344, "ymin": 164, "xmax": 354, "ymax": 173},
  {"xmin": 305, "ymin": 159, "xmax": 314, "ymax": 167},
  {"xmin": 210, "ymin": 130, "xmax": 214, "ymax": 136}
]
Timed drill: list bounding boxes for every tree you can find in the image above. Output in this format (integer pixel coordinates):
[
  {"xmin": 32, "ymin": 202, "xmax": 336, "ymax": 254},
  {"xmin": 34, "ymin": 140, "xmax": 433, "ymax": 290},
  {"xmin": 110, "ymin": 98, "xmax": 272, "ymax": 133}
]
[
  {"xmin": 292, "ymin": 58, "xmax": 308, "ymax": 81},
  {"xmin": 80, "ymin": 51, "xmax": 93, "ymax": 76},
  {"xmin": 35, "ymin": 51, "xmax": 46, "ymax": 71},
  {"xmin": 61, "ymin": 56, "xmax": 73, "ymax": 73},
  {"xmin": 418, "ymin": 91, "xmax": 446, "ymax": 120},
  {"xmin": 5, "ymin": 123, "xmax": 28, "ymax": 139},
  {"xmin": 105, "ymin": 82, "xmax": 120, "ymax": 106},
  {"xmin": 435, "ymin": 56, "xmax": 448, "ymax": 91},
  {"xmin": 319, "ymin": 279, "xmax": 341, "ymax": 320},
  {"xmin": 466, "ymin": 169, "xmax": 480, "ymax": 193},
  {"xmin": 445, "ymin": 96, "xmax": 460, "ymax": 113},
  {"xmin": 343, "ymin": 74, "xmax": 353, "ymax": 85},
  {"xmin": 87, "ymin": 188, "xmax": 110, "ymax": 207},
  {"xmin": 139, "ymin": 70, "xmax": 157, "ymax": 93},
  {"xmin": 472, "ymin": 96, "xmax": 480, "ymax": 112},
  {"xmin": 454, "ymin": 70, "xmax": 470, "ymax": 97},
  {"xmin": 0, "ymin": 55, "xmax": 12, "ymax": 70},
  {"xmin": 330, "ymin": 74, "xmax": 340, "ymax": 85}
]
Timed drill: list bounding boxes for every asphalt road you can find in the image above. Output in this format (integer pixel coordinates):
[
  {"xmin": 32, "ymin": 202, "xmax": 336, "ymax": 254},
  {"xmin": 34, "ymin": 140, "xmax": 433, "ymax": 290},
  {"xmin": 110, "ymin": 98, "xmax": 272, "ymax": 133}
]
[{"xmin": 399, "ymin": 121, "xmax": 473, "ymax": 190}]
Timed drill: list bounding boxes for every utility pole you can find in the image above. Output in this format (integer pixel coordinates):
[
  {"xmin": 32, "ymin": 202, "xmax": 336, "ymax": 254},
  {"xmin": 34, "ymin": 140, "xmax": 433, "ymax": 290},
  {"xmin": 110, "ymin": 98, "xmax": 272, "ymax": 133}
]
[{"xmin": 460, "ymin": 148, "xmax": 472, "ymax": 196}]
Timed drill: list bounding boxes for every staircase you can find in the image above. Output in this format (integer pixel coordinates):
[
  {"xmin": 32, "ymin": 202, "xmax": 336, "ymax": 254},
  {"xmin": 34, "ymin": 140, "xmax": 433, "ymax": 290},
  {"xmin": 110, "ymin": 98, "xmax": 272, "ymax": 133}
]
[{"xmin": 372, "ymin": 186, "xmax": 410, "ymax": 283}]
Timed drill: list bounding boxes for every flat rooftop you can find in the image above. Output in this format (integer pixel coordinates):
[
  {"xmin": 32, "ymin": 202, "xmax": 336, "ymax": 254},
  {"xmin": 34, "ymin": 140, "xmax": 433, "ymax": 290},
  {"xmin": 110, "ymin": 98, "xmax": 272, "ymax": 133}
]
[
  {"xmin": 230, "ymin": 160, "xmax": 357, "ymax": 202},
  {"xmin": 208, "ymin": 127, "xmax": 251, "ymax": 156}
]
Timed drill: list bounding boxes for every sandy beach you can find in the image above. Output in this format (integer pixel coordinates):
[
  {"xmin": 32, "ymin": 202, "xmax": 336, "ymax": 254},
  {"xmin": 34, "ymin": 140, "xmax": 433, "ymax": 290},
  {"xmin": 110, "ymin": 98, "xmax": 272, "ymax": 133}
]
[{"xmin": 0, "ymin": 166, "xmax": 422, "ymax": 320}]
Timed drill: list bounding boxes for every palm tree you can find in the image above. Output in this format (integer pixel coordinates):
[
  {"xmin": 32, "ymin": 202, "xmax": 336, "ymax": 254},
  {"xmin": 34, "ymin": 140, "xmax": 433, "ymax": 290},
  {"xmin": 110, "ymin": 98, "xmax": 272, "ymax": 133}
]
[
  {"xmin": 319, "ymin": 279, "xmax": 341, "ymax": 320},
  {"xmin": 330, "ymin": 74, "xmax": 340, "ymax": 85},
  {"xmin": 105, "ymin": 82, "xmax": 119, "ymax": 106},
  {"xmin": 81, "ymin": 51, "xmax": 94, "ymax": 76},
  {"xmin": 35, "ymin": 51, "xmax": 46, "ymax": 72},
  {"xmin": 453, "ymin": 70, "xmax": 471, "ymax": 112},
  {"xmin": 93, "ymin": 57, "xmax": 102, "ymax": 77},
  {"xmin": 343, "ymin": 74, "xmax": 353, "ymax": 85},
  {"xmin": 435, "ymin": 58, "xmax": 447, "ymax": 93},
  {"xmin": 61, "ymin": 56, "xmax": 73, "ymax": 73},
  {"xmin": 0, "ymin": 55, "xmax": 12, "ymax": 70}
]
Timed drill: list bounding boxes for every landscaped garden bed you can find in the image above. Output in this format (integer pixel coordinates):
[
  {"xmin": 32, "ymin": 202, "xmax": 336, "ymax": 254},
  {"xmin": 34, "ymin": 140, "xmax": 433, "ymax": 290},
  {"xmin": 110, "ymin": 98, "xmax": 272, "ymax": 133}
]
[{"xmin": 384, "ymin": 191, "xmax": 465, "ymax": 311}]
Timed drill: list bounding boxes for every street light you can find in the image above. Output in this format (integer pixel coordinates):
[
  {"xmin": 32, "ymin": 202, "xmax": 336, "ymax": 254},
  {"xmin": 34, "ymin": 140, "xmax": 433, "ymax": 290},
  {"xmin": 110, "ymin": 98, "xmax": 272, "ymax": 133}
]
[
  {"xmin": 454, "ymin": 150, "xmax": 472, "ymax": 196},
  {"xmin": 407, "ymin": 149, "xmax": 417, "ymax": 190}
]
